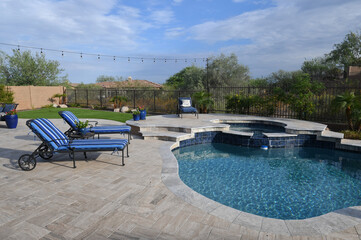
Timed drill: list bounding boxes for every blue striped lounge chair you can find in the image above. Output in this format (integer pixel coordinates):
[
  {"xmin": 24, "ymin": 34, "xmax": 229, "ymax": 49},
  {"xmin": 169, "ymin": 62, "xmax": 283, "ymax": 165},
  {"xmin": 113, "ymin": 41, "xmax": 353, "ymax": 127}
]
[
  {"xmin": 58, "ymin": 111, "xmax": 131, "ymax": 141},
  {"xmin": 18, "ymin": 118, "xmax": 129, "ymax": 171},
  {"xmin": 178, "ymin": 97, "xmax": 198, "ymax": 119}
]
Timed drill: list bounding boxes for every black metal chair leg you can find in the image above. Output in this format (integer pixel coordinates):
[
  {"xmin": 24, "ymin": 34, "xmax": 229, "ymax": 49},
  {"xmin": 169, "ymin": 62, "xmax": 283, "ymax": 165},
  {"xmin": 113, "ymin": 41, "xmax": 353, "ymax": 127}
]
[
  {"xmin": 126, "ymin": 144, "xmax": 129, "ymax": 157},
  {"xmin": 72, "ymin": 150, "xmax": 76, "ymax": 168},
  {"xmin": 122, "ymin": 149, "xmax": 125, "ymax": 166},
  {"xmin": 84, "ymin": 152, "xmax": 88, "ymax": 161}
]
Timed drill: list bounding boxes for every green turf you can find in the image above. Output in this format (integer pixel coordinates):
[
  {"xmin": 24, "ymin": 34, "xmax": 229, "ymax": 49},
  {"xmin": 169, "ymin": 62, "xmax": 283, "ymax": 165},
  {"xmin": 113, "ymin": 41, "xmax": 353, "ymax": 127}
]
[{"xmin": 18, "ymin": 108, "xmax": 133, "ymax": 123}]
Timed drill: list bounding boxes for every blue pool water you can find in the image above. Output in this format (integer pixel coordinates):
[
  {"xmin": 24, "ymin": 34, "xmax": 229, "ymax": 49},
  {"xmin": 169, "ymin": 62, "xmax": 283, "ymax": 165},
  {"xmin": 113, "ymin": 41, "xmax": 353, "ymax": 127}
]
[
  {"xmin": 173, "ymin": 143, "xmax": 361, "ymax": 220},
  {"xmin": 230, "ymin": 123, "xmax": 285, "ymax": 133}
]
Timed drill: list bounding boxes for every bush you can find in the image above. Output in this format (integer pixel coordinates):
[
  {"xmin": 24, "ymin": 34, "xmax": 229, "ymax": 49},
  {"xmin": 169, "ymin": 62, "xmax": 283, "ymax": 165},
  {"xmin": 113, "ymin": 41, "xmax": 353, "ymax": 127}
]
[
  {"xmin": 342, "ymin": 130, "xmax": 361, "ymax": 140},
  {"xmin": 0, "ymin": 84, "xmax": 14, "ymax": 103},
  {"xmin": 225, "ymin": 93, "xmax": 275, "ymax": 116}
]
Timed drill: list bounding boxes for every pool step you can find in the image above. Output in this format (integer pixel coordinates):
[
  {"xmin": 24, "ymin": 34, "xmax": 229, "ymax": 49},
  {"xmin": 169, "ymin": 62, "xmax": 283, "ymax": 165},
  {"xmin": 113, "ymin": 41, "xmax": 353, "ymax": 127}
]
[
  {"xmin": 317, "ymin": 130, "xmax": 344, "ymax": 142},
  {"xmin": 140, "ymin": 131, "xmax": 193, "ymax": 142}
]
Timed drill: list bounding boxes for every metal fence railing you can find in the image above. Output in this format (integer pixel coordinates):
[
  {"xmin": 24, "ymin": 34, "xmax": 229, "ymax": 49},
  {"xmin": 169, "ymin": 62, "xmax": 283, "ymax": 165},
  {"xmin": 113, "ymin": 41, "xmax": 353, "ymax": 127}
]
[{"xmin": 66, "ymin": 85, "xmax": 361, "ymax": 124}]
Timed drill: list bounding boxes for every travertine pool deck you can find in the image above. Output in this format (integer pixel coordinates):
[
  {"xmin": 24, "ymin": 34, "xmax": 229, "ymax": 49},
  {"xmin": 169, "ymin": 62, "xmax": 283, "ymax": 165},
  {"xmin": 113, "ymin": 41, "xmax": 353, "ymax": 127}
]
[{"xmin": 0, "ymin": 114, "xmax": 361, "ymax": 239}]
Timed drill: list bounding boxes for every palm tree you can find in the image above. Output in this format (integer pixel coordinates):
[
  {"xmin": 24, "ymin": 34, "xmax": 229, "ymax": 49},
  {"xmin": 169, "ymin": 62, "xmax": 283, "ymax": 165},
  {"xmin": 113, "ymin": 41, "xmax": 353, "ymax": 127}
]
[
  {"xmin": 331, "ymin": 92, "xmax": 356, "ymax": 130},
  {"xmin": 192, "ymin": 91, "xmax": 214, "ymax": 113}
]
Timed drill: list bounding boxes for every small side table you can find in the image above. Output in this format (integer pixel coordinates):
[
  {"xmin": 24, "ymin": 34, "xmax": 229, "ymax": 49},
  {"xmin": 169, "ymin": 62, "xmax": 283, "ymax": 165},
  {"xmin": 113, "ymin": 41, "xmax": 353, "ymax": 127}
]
[{"xmin": 68, "ymin": 131, "xmax": 95, "ymax": 140}]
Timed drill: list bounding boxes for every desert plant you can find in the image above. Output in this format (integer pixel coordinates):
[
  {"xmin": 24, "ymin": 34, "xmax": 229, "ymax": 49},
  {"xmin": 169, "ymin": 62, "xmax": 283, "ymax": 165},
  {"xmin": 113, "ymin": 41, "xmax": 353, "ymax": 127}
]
[
  {"xmin": 109, "ymin": 96, "xmax": 127, "ymax": 108},
  {"xmin": 52, "ymin": 93, "xmax": 66, "ymax": 104},
  {"xmin": 192, "ymin": 91, "xmax": 214, "ymax": 113},
  {"xmin": 331, "ymin": 92, "xmax": 361, "ymax": 131}
]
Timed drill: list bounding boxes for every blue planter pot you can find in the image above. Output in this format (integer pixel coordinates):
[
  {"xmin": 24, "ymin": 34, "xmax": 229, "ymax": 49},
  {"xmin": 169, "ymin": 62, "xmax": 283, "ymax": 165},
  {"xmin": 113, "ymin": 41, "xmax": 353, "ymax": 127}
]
[
  {"xmin": 140, "ymin": 110, "xmax": 146, "ymax": 120},
  {"xmin": 133, "ymin": 114, "xmax": 140, "ymax": 121},
  {"xmin": 5, "ymin": 114, "xmax": 18, "ymax": 129},
  {"xmin": 79, "ymin": 128, "xmax": 88, "ymax": 136}
]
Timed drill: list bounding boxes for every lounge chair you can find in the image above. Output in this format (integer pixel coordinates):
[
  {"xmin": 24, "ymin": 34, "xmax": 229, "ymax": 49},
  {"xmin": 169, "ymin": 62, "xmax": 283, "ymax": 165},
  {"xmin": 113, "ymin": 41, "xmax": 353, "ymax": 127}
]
[
  {"xmin": 177, "ymin": 97, "xmax": 198, "ymax": 119},
  {"xmin": 58, "ymin": 111, "xmax": 131, "ymax": 141},
  {"xmin": 0, "ymin": 103, "xmax": 18, "ymax": 121},
  {"xmin": 18, "ymin": 118, "xmax": 129, "ymax": 171}
]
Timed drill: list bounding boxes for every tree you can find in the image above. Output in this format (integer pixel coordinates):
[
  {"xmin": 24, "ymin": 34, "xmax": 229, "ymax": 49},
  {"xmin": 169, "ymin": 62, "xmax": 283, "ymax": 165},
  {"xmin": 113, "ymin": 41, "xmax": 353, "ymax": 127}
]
[
  {"xmin": 331, "ymin": 92, "xmax": 361, "ymax": 131},
  {"xmin": 0, "ymin": 50, "xmax": 67, "ymax": 86},
  {"xmin": 326, "ymin": 31, "xmax": 361, "ymax": 68},
  {"xmin": 96, "ymin": 75, "xmax": 124, "ymax": 83},
  {"xmin": 271, "ymin": 71, "xmax": 324, "ymax": 119},
  {"xmin": 301, "ymin": 57, "xmax": 342, "ymax": 82},
  {"xmin": 192, "ymin": 91, "xmax": 214, "ymax": 113},
  {"xmin": 207, "ymin": 53, "xmax": 250, "ymax": 88},
  {"xmin": 0, "ymin": 84, "xmax": 14, "ymax": 103},
  {"xmin": 165, "ymin": 65, "xmax": 205, "ymax": 90}
]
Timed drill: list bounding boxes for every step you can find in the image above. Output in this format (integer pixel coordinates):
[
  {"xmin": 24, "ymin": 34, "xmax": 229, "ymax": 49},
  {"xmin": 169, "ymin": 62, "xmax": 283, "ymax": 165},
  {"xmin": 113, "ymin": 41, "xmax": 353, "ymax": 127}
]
[
  {"xmin": 317, "ymin": 130, "xmax": 344, "ymax": 142},
  {"xmin": 140, "ymin": 131, "xmax": 193, "ymax": 142}
]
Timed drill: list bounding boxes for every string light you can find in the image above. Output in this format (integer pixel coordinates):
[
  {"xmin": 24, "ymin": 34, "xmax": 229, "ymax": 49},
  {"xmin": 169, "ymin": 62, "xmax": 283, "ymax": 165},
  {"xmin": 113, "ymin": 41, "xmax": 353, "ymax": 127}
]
[{"xmin": 0, "ymin": 42, "xmax": 207, "ymax": 64}]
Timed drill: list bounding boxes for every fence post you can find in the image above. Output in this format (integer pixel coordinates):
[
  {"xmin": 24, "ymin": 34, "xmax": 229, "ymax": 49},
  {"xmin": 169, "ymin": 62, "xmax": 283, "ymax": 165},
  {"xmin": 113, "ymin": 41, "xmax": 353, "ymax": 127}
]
[
  {"xmin": 100, "ymin": 89, "xmax": 103, "ymax": 107},
  {"xmin": 75, "ymin": 89, "xmax": 77, "ymax": 105},
  {"xmin": 133, "ymin": 90, "xmax": 136, "ymax": 109},
  {"xmin": 153, "ymin": 90, "xmax": 156, "ymax": 112},
  {"xmin": 86, "ymin": 89, "xmax": 89, "ymax": 107}
]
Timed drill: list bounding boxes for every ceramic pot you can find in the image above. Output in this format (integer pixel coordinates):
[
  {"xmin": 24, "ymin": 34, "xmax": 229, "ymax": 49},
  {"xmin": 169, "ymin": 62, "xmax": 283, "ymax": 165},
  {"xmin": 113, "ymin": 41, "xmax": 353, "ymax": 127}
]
[{"xmin": 5, "ymin": 114, "xmax": 18, "ymax": 129}]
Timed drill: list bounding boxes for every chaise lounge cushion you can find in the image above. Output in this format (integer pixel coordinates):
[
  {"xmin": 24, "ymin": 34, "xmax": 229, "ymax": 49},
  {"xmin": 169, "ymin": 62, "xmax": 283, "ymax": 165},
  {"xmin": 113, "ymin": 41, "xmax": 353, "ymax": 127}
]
[{"xmin": 59, "ymin": 111, "xmax": 131, "ymax": 134}]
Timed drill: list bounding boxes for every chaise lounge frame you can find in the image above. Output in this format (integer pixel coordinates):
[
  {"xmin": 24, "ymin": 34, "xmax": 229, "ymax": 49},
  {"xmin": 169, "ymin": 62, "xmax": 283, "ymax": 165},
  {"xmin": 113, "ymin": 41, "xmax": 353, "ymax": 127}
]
[{"xmin": 18, "ymin": 118, "xmax": 129, "ymax": 171}]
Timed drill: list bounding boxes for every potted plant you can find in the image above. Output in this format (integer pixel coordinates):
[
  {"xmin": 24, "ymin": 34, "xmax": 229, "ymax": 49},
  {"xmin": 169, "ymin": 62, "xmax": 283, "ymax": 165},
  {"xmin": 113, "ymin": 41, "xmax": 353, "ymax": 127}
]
[
  {"xmin": 5, "ymin": 109, "xmax": 18, "ymax": 129},
  {"xmin": 132, "ymin": 109, "xmax": 140, "ymax": 121},
  {"xmin": 75, "ymin": 120, "xmax": 89, "ymax": 135},
  {"xmin": 138, "ymin": 105, "xmax": 146, "ymax": 120}
]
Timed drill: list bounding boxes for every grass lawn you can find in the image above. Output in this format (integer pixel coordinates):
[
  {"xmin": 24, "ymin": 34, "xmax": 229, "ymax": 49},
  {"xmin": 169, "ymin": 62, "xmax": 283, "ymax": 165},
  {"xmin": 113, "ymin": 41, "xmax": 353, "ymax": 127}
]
[{"xmin": 18, "ymin": 108, "xmax": 133, "ymax": 123}]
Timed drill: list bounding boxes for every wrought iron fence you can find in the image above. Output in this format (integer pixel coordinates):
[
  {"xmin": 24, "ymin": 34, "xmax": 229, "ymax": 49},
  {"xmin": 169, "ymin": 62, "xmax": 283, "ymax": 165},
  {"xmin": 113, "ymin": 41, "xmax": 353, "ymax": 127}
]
[{"xmin": 66, "ymin": 85, "xmax": 361, "ymax": 124}]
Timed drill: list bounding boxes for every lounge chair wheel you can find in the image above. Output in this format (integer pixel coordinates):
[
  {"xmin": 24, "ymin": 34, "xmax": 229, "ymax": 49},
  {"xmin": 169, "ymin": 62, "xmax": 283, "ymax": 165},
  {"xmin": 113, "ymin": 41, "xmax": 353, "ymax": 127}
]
[
  {"xmin": 18, "ymin": 154, "xmax": 36, "ymax": 171},
  {"xmin": 39, "ymin": 145, "xmax": 53, "ymax": 160}
]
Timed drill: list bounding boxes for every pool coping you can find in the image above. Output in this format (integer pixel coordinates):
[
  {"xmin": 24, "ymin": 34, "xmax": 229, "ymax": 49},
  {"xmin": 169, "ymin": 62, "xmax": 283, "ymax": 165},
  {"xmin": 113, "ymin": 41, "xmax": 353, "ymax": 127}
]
[{"xmin": 158, "ymin": 116, "xmax": 361, "ymax": 237}]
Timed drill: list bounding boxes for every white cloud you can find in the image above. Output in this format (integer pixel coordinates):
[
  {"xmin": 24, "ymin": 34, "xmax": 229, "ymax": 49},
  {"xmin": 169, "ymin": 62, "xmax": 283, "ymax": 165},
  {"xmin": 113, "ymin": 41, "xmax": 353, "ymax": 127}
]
[
  {"xmin": 165, "ymin": 27, "xmax": 185, "ymax": 38},
  {"xmin": 185, "ymin": 0, "xmax": 361, "ymax": 76},
  {"xmin": 149, "ymin": 9, "xmax": 175, "ymax": 25}
]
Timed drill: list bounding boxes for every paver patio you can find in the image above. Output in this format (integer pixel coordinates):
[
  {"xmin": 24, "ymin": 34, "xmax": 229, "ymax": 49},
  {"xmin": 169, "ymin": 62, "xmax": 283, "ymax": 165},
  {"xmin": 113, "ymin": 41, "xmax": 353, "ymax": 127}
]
[{"xmin": 0, "ymin": 115, "xmax": 360, "ymax": 239}]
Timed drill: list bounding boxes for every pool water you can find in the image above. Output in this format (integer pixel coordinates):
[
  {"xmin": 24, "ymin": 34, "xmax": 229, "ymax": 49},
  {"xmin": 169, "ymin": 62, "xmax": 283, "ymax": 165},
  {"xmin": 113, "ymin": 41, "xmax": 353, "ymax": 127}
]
[
  {"xmin": 230, "ymin": 123, "xmax": 285, "ymax": 133},
  {"xmin": 173, "ymin": 143, "xmax": 361, "ymax": 220}
]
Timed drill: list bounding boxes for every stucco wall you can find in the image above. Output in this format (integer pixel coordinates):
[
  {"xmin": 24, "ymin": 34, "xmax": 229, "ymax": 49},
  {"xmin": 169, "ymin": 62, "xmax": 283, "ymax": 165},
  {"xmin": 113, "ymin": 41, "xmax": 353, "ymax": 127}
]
[{"xmin": 7, "ymin": 86, "xmax": 65, "ymax": 110}]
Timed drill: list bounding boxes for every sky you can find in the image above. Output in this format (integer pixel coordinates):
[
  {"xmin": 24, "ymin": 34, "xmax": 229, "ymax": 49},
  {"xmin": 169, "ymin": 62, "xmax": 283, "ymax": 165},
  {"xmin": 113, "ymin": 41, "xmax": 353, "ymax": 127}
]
[{"xmin": 1, "ymin": 0, "xmax": 361, "ymax": 84}]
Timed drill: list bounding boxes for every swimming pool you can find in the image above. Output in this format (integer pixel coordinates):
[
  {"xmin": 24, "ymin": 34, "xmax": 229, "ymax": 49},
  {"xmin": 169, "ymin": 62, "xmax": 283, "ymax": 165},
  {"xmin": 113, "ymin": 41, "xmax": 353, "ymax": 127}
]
[{"xmin": 173, "ymin": 143, "xmax": 361, "ymax": 220}]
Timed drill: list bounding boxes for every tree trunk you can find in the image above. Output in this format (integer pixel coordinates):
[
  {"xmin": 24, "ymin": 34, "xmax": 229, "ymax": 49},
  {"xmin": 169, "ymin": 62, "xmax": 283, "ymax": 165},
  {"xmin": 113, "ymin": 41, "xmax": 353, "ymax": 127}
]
[{"xmin": 346, "ymin": 107, "xmax": 353, "ymax": 130}]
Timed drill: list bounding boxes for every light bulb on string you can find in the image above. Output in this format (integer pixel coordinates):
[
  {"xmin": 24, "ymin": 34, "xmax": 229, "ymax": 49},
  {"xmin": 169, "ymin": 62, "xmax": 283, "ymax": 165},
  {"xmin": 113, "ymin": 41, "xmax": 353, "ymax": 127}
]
[
  {"xmin": 128, "ymin": 57, "xmax": 130, "ymax": 62},
  {"xmin": 113, "ymin": 56, "xmax": 116, "ymax": 61},
  {"xmin": 40, "ymin": 48, "xmax": 43, "ymax": 54},
  {"xmin": 153, "ymin": 58, "xmax": 155, "ymax": 63},
  {"xmin": 98, "ymin": 54, "xmax": 100, "ymax": 60},
  {"xmin": 17, "ymin": 45, "xmax": 20, "ymax": 51},
  {"xmin": 80, "ymin": 52, "xmax": 83, "ymax": 58},
  {"xmin": 141, "ymin": 58, "xmax": 143, "ymax": 63},
  {"xmin": 62, "ymin": 51, "xmax": 64, "ymax": 57}
]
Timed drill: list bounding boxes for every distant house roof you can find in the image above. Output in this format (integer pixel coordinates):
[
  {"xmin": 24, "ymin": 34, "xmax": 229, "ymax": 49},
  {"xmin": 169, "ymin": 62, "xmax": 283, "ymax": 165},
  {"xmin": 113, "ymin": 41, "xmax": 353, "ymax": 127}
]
[{"xmin": 95, "ymin": 79, "xmax": 163, "ymax": 89}]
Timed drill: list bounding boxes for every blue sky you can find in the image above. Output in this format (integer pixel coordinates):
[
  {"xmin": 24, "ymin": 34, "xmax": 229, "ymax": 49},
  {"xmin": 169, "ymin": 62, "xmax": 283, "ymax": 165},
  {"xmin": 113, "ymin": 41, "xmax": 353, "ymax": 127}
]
[{"xmin": 1, "ymin": 0, "xmax": 361, "ymax": 84}]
